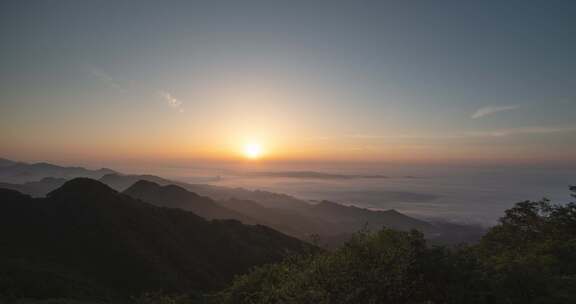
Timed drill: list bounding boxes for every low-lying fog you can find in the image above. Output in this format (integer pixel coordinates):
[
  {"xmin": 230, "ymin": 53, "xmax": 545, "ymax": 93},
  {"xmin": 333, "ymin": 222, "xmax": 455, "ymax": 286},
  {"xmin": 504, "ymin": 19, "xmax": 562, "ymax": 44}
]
[{"xmin": 123, "ymin": 162, "xmax": 576, "ymax": 226}]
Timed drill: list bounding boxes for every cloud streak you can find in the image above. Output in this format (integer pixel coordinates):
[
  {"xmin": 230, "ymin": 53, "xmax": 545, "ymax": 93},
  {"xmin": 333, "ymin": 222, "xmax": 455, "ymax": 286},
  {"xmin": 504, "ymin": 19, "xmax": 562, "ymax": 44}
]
[
  {"xmin": 159, "ymin": 91, "xmax": 184, "ymax": 112},
  {"xmin": 89, "ymin": 67, "xmax": 185, "ymax": 114},
  {"xmin": 471, "ymin": 105, "xmax": 520, "ymax": 119},
  {"xmin": 90, "ymin": 68, "xmax": 123, "ymax": 89}
]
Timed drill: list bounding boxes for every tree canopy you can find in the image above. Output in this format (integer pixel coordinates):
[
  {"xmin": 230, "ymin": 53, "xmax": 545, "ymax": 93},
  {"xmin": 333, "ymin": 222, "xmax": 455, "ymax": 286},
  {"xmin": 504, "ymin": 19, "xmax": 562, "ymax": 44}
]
[{"xmin": 218, "ymin": 187, "xmax": 576, "ymax": 304}]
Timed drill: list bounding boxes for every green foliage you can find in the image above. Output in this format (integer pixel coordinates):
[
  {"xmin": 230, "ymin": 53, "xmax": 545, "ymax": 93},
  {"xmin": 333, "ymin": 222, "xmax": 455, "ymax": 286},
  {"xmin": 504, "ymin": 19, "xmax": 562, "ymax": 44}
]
[
  {"xmin": 217, "ymin": 228, "xmax": 488, "ymax": 304},
  {"xmin": 477, "ymin": 195, "xmax": 576, "ymax": 304},
  {"xmin": 217, "ymin": 187, "xmax": 576, "ymax": 304}
]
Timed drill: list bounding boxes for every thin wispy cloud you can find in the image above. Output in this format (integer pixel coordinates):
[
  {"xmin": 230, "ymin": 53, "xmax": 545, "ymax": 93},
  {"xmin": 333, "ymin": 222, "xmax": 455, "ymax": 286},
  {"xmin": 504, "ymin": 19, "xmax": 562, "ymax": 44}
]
[
  {"xmin": 159, "ymin": 91, "xmax": 184, "ymax": 112},
  {"xmin": 471, "ymin": 105, "xmax": 520, "ymax": 119},
  {"xmin": 90, "ymin": 67, "xmax": 185, "ymax": 113},
  {"xmin": 90, "ymin": 68, "xmax": 123, "ymax": 89}
]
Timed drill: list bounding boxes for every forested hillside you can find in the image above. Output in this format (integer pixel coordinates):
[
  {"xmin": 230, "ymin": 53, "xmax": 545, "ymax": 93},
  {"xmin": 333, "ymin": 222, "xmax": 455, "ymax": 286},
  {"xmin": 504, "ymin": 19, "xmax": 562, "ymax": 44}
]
[
  {"xmin": 0, "ymin": 179, "xmax": 313, "ymax": 302},
  {"xmin": 218, "ymin": 187, "xmax": 576, "ymax": 304}
]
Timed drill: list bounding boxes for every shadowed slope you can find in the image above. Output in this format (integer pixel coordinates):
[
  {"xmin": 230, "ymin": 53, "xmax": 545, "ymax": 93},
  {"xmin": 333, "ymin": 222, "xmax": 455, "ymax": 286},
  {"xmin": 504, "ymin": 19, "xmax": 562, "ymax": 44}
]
[
  {"xmin": 123, "ymin": 180, "xmax": 257, "ymax": 223},
  {"xmin": 309, "ymin": 200, "xmax": 435, "ymax": 233},
  {"xmin": 0, "ymin": 178, "xmax": 313, "ymax": 301},
  {"xmin": 100, "ymin": 173, "xmax": 311, "ymax": 210}
]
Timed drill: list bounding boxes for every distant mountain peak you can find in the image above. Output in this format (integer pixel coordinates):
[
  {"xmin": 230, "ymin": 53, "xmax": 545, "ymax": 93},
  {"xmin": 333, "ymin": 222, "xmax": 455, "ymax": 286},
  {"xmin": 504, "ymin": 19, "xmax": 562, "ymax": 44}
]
[
  {"xmin": 0, "ymin": 157, "xmax": 18, "ymax": 167},
  {"xmin": 101, "ymin": 172, "xmax": 122, "ymax": 179},
  {"xmin": 126, "ymin": 179, "xmax": 189, "ymax": 194},
  {"xmin": 129, "ymin": 179, "xmax": 161, "ymax": 189},
  {"xmin": 97, "ymin": 167, "xmax": 116, "ymax": 173},
  {"xmin": 0, "ymin": 159, "xmax": 120, "ymax": 184},
  {"xmin": 125, "ymin": 179, "xmax": 201, "ymax": 200},
  {"xmin": 386, "ymin": 209, "xmax": 402, "ymax": 215},
  {"xmin": 47, "ymin": 178, "xmax": 117, "ymax": 198},
  {"xmin": 0, "ymin": 178, "xmax": 312, "ymax": 298}
]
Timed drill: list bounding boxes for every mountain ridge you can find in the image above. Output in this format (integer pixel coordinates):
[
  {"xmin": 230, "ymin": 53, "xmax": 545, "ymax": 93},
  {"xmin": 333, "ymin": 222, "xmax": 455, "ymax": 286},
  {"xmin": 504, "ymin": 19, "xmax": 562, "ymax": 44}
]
[
  {"xmin": 0, "ymin": 158, "xmax": 116, "ymax": 184},
  {"xmin": 0, "ymin": 178, "xmax": 313, "ymax": 300},
  {"xmin": 123, "ymin": 180, "xmax": 257, "ymax": 224},
  {"xmin": 0, "ymin": 159, "xmax": 472, "ymax": 245}
]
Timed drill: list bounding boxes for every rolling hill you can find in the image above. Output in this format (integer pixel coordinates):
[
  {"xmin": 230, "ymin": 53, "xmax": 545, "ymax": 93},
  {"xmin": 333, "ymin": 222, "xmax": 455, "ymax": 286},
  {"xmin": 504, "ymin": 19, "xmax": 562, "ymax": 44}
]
[{"xmin": 0, "ymin": 178, "xmax": 312, "ymax": 301}]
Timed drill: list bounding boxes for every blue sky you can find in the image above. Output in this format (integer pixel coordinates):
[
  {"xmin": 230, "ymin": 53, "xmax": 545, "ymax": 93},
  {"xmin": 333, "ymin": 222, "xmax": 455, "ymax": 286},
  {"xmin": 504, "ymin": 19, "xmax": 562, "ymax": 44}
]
[{"xmin": 1, "ymin": 1, "xmax": 575, "ymax": 164}]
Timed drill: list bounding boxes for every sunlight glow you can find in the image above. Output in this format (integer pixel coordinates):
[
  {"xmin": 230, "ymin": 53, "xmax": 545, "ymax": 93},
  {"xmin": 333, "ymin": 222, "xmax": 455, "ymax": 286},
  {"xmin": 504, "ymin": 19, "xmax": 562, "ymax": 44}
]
[{"xmin": 243, "ymin": 143, "xmax": 264, "ymax": 159}]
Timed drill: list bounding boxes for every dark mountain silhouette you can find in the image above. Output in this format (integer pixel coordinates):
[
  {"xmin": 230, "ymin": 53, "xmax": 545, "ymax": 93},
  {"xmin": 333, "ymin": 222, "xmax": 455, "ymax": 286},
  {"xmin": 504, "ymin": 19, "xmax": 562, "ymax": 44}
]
[
  {"xmin": 119, "ymin": 177, "xmax": 438, "ymax": 241},
  {"xmin": 197, "ymin": 185, "xmax": 311, "ymax": 210},
  {"xmin": 100, "ymin": 173, "xmax": 173, "ymax": 192},
  {"xmin": 0, "ymin": 161, "xmax": 475, "ymax": 245},
  {"xmin": 0, "ymin": 177, "xmax": 67, "ymax": 197},
  {"xmin": 308, "ymin": 200, "xmax": 434, "ymax": 233},
  {"xmin": 101, "ymin": 173, "xmax": 311, "ymax": 210},
  {"xmin": 122, "ymin": 180, "xmax": 331, "ymax": 238},
  {"xmin": 0, "ymin": 158, "xmax": 116, "ymax": 183},
  {"xmin": 303, "ymin": 201, "xmax": 486, "ymax": 246},
  {"xmin": 0, "ymin": 168, "xmax": 440, "ymax": 242},
  {"xmin": 0, "ymin": 179, "xmax": 312, "ymax": 301},
  {"xmin": 0, "ymin": 158, "xmax": 17, "ymax": 167},
  {"xmin": 123, "ymin": 180, "xmax": 257, "ymax": 224},
  {"xmin": 216, "ymin": 196, "xmax": 438, "ymax": 239},
  {"xmin": 218, "ymin": 198, "xmax": 335, "ymax": 238}
]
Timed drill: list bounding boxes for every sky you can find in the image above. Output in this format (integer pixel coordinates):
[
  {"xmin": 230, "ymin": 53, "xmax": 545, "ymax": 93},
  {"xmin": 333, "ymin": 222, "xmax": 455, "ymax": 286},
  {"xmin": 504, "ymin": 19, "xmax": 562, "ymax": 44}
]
[{"xmin": 1, "ymin": 0, "xmax": 576, "ymax": 167}]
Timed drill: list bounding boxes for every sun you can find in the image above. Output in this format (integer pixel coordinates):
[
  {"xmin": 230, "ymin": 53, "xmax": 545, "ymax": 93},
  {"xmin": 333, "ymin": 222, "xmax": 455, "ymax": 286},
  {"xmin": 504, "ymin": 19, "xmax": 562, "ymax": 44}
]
[{"xmin": 243, "ymin": 143, "xmax": 264, "ymax": 159}]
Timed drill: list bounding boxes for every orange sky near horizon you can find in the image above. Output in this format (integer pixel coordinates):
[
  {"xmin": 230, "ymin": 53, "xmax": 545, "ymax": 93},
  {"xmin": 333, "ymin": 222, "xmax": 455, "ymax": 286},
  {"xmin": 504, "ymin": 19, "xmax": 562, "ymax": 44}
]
[{"xmin": 2, "ymin": 2, "xmax": 576, "ymax": 168}]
